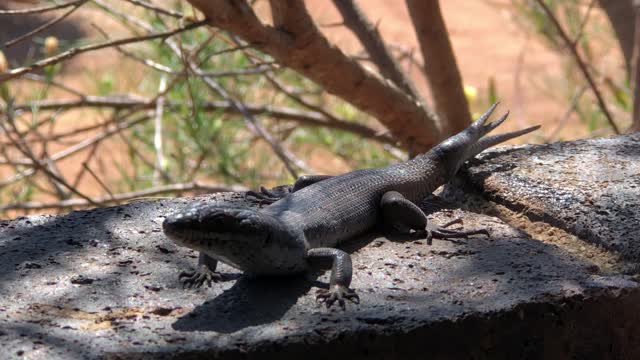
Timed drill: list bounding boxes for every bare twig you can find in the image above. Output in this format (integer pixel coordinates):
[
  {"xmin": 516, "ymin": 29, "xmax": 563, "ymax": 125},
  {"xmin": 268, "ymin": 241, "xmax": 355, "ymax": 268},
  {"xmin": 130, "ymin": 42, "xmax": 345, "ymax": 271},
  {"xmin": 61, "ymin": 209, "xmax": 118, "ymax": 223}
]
[
  {"xmin": 230, "ymin": 35, "xmax": 393, "ymax": 148},
  {"xmin": 0, "ymin": 113, "xmax": 152, "ymax": 188},
  {"xmin": 124, "ymin": 0, "xmax": 183, "ymax": 18},
  {"xmin": 186, "ymin": 0, "xmax": 440, "ymax": 152},
  {"xmin": 70, "ymin": 134, "xmax": 102, "ymax": 189},
  {"xmin": 0, "ymin": 0, "xmax": 86, "ymax": 15},
  {"xmin": 11, "ymin": 96, "xmax": 394, "ymax": 144},
  {"xmin": 0, "ymin": 106, "xmax": 99, "ymax": 206},
  {"xmin": 116, "ymin": 45, "xmax": 276, "ymax": 76},
  {"xmin": 332, "ymin": 0, "xmax": 422, "ymax": 101},
  {"xmin": 570, "ymin": 0, "xmax": 597, "ymax": 49},
  {"xmin": 153, "ymin": 75, "xmax": 167, "ymax": 184},
  {"xmin": 4, "ymin": 0, "xmax": 88, "ymax": 48},
  {"xmin": 534, "ymin": 0, "xmax": 620, "ymax": 134},
  {"xmin": 82, "ymin": 162, "xmax": 115, "ymax": 200},
  {"xmin": 116, "ymin": 129, "xmax": 173, "ymax": 183},
  {"xmin": 0, "ymin": 182, "xmax": 249, "ymax": 212},
  {"xmin": 22, "ymin": 73, "xmax": 85, "ymax": 97},
  {"xmin": 0, "ymin": 20, "xmax": 208, "ymax": 83},
  {"xmin": 547, "ymin": 86, "xmax": 588, "ymax": 141},
  {"xmin": 198, "ymin": 69, "xmax": 309, "ymax": 177}
]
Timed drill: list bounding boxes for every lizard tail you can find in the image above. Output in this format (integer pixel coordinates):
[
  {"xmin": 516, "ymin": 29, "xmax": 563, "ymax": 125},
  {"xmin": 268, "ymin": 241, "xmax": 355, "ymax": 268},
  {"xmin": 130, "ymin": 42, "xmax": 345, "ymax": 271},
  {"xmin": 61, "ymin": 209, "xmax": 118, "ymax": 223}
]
[
  {"xmin": 424, "ymin": 103, "xmax": 540, "ymax": 175},
  {"xmin": 464, "ymin": 124, "xmax": 541, "ymax": 160}
]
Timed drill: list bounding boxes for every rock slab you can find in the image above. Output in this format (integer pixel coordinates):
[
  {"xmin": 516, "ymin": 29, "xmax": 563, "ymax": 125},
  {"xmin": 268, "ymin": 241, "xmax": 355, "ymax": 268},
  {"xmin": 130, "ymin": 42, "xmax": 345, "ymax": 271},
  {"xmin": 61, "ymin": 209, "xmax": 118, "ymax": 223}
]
[
  {"xmin": 464, "ymin": 132, "xmax": 640, "ymax": 260},
  {"xmin": 1, "ymin": 134, "xmax": 640, "ymax": 359}
]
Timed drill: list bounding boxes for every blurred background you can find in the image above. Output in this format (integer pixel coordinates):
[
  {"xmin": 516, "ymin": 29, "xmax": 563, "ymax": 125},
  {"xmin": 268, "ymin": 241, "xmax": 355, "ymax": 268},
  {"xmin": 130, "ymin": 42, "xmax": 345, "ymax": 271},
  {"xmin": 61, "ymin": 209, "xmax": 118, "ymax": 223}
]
[{"xmin": 0, "ymin": 0, "xmax": 633, "ymax": 216}]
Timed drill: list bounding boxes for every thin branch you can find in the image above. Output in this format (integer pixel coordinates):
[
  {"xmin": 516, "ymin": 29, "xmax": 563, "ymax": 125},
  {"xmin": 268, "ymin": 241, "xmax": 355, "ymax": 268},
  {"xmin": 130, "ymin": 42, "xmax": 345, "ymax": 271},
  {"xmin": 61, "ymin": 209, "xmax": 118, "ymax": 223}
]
[
  {"xmin": 116, "ymin": 47, "xmax": 277, "ymax": 77},
  {"xmin": 71, "ymin": 133, "xmax": 102, "ymax": 189},
  {"xmin": 116, "ymin": 129, "xmax": 173, "ymax": 183},
  {"xmin": 4, "ymin": 0, "xmax": 88, "ymax": 48},
  {"xmin": 231, "ymin": 35, "xmax": 388, "ymax": 147},
  {"xmin": 197, "ymin": 67, "xmax": 308, "ymax": 177},
  {"xmin": 153, "ymin": 75, "xmax": 167, "ymax": 184},
  {"xmin": 547, "ymin": 86, "xmax": 588, "ymax": 141},
  {"xmin": 0, "ymin": 106, "xmax": 99, "ymax": 206},
  {"xmin": 0, "ymin": 113, "xmax": 152, "ymax": 189},
  {"xmin": 115, "ymin": 45, "xmax": 276, "ymax": 76},
  {"xmin": 22, "ymin": 73, "xmax": 85, "ymax": 97},
  {"xmin": 11, "ymin": 96, "xmax": 395, "ymax": 144},
  {"xmin": 570, "ymin": 0, "xmax": 597, "ymax": 49},
  {"xmin": 186, "ymin": 0, "xmax": 440, "ymax": 152},
  {"xmin": 82, "ymin": 162, "xmax": 115, "ymax": 200},
  {"xmin": 0, "ymin": 182, "xmax": 249, "ymax": 212},
  {"xmin": 534, "ymin": 0, "xmax": 620, "ymax": 134},
  {"xmin": 0, "ymin": 20, "xmax": 208, "ymax": 83},
  {"xmin": 123, "ymin": 0, "xmax": 184, "ymax": 18},
  {"xmin": 0, "ymin": 0, "xmax": 86, "ymax": 15},
  {"xmin": 332, "ymin": 0, "xmax": 422, "ymax": 101}
]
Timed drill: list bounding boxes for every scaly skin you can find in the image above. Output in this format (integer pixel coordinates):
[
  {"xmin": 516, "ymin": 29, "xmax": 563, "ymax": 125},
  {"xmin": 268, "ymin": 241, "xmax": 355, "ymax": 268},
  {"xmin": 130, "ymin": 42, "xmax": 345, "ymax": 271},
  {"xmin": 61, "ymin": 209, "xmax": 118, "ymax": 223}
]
[{"xmin": 163, "ymin": 104, "xmax": 540, "ymax": 309}]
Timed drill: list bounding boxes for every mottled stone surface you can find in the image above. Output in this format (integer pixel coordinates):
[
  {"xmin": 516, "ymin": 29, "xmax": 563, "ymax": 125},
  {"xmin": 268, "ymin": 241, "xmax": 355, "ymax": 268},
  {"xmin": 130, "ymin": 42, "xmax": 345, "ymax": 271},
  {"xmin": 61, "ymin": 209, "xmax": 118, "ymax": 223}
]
[
  {"xmin": 1, "ymin": 134, "xmax": 640, "ymax": 359},
  {"xmin": 463, "ymin": 132, "xmax": 640, "ymax": 260}
]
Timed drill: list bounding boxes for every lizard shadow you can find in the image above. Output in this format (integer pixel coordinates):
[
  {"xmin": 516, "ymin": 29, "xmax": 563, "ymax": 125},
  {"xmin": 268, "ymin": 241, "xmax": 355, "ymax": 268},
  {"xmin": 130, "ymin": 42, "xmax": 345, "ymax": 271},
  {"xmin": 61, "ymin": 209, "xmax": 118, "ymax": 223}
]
[
  {"xmin": 172, "ymin": 274, "xmax": 318, "ymax": 333},
  {"xmin": 171, "ymin": 233, "xmax": 379, "ymax": 334}
]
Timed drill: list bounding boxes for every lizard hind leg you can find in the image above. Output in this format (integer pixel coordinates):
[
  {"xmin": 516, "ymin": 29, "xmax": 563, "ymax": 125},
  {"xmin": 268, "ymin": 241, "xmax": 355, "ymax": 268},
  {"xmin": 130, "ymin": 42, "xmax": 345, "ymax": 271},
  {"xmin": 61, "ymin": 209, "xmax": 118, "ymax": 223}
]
[
  {"xmin": 380, "ymin": 190, "xmax": 429, "ymax": 234},
  {"xmin": 380, "ymin": 191, "xmax": 489, "ymax": 245}
]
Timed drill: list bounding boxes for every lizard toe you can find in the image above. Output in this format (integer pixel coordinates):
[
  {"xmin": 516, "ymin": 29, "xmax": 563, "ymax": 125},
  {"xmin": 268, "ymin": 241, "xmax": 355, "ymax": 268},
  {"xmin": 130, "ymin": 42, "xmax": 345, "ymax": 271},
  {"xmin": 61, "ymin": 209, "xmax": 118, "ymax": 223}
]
[
  {"xmin": 179, "ymin": 267, "xmax": 221, "ymax": 288},
  {"xmin": 316, "ymin": 285, "xmax": 359, "ymax": 310},
  {"xmin": 430, "ymin": 224, "xmax": 490, "ymax": 241}
]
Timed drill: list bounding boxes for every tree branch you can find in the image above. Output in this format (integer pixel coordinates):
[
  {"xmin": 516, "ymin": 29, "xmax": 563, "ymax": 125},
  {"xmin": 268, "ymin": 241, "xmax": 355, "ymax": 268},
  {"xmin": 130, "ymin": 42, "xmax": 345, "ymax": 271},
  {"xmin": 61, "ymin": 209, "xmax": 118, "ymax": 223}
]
[
  {"xmin": 0, "ymin": 182, "xmax": 249, "ymax": 212},
  {"xmin": 4, "ymin": 0, "xmax": 88, "ymax": 48},
  {"xmin": 332, "ymin": 0, "xmax": 422, "ymax": 102},
  {"xmin": 405, "ymin": 0, "xmax": 470, "ymax": 137},
  {"xmin": 534, "ymin": 0, "xmax": 620, "ymax": 134},
  {"xmin": 0, "ymin": 20, "xmax": 208, "ymax": 83},
  {"xmin": 12, "ymin": 96, "xmax": 395, "ymax": 144},
  {"xmin": 186, "ymin": 0, "xmax": 441, "ymax": 152},
  {"xmin": 0, "ymin": 0, "xmax": 86, "ymax": 15}
]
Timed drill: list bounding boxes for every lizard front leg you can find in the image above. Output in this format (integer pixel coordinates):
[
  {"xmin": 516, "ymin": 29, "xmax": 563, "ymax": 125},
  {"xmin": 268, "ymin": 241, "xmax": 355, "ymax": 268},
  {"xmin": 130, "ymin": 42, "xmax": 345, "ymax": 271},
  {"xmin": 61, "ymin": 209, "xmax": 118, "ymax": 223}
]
[
  {"xmin": 179, "ymin": 253, "xmax": 222, "ymax": 288},
  {"xmin": 380, "ymin": 191, "xmax": 489, "ymax": 245},
  {"xmin": 246, "ymin": 175, "xmax": 334, "ymax": 204},
  {"xmin": 307, "ymin": 248, "xmax": 359, "ymax": 309}
]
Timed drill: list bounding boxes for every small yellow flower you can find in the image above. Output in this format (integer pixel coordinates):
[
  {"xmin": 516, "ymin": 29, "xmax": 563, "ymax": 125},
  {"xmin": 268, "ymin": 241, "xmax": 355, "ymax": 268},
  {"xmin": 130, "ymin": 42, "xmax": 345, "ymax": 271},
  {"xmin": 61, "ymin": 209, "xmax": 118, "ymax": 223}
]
[
  {"xmin": 44, "ymin": 36, "xmax": 59, "ymax": 56},
  {"xmin": 464, "ymin": 84, "xmax": 478, "ymax": 103},
  {"xmin": 0, "ymin": 50, "xmax": 8, "ymax": 72}
]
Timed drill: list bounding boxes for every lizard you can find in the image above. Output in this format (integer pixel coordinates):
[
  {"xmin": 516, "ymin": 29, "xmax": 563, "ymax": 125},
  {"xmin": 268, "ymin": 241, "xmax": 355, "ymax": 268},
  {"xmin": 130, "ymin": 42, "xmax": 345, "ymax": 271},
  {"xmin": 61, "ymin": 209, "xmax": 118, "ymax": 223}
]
[{"xmin": 163, "ymin": 103, "xmax": 540, "ymax": 309}]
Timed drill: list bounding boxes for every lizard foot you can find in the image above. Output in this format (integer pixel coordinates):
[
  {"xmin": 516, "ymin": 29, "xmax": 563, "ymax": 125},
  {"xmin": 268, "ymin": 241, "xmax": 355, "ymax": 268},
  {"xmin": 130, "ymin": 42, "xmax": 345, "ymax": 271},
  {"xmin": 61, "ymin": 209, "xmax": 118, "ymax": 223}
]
[
  {"xmin": 424, "ymin": 217, "xmax": 489, "ymax": 245},
  {"xmin": 316, "ymin": 284, "xmax": 360, "ymax": 310},
  {"xmin": 179, "ymin": 266, "xmax": 222, "ymax": 288},
  {"xmin": 245, "ymin": 185, "xmax": 293, "ymax": 205}
]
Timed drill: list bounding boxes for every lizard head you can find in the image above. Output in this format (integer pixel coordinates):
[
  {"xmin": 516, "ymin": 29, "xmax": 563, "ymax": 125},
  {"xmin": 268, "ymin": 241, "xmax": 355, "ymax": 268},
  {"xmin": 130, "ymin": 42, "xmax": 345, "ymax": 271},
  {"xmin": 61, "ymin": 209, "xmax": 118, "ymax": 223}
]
[
  {"xmin": 163, "ymin": 203, "xmax": 293, "ymax": 266},
  {"xmin": 431, "ymin": 102, "xmax": 540, "ymax": 176}
]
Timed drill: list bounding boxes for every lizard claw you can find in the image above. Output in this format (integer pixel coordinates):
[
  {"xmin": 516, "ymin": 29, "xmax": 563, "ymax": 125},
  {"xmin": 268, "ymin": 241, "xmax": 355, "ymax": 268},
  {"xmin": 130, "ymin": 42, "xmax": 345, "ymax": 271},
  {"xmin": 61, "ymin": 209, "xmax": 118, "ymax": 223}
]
[
  {"xmin": 179, "ymin": 266, "xmax": 222, "ymax": 288},
  {"xmin": 426, "ymin": 218, "xmax": 489, "ymax": 245},
  {"xmin": 316, "ymin": 285, "xmax": 359, "ymax": 310}
]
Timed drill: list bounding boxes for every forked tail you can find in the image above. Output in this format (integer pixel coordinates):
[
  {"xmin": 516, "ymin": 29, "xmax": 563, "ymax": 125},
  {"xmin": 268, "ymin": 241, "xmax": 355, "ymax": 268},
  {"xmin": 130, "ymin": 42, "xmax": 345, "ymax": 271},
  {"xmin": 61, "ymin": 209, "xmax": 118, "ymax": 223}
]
[{"xmin": 429, "ymin": 102, "xmax": 540, "ymax": 175}]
